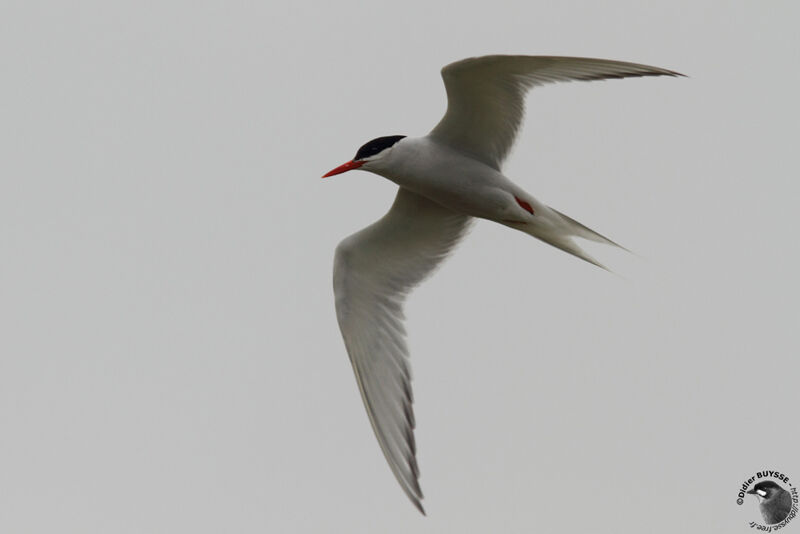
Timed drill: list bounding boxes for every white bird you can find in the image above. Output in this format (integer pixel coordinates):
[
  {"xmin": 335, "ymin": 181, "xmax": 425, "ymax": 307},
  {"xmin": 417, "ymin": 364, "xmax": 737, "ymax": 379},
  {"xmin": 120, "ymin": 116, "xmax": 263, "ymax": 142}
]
[{"xmin": 323, "ymin": 55, "xmax": 683, "ymax": 514}]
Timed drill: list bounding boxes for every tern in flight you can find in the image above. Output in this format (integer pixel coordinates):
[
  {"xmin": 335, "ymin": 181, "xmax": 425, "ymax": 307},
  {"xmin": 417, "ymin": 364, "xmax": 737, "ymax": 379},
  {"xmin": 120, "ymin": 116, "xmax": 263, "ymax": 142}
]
[{"xmin": 323, "ymin": 55, "xmax": 683, "ymax": 513}]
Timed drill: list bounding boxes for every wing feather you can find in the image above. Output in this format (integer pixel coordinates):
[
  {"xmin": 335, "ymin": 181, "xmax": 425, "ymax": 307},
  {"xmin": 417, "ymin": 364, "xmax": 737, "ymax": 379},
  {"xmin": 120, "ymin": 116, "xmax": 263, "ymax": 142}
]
[
  {"xmin": 429, "ymin": 55, "xmax": 684, "ymax": 169},
  {"xmin": 333, "ymin": 188, "xmax": 471, "ymax": 514}
]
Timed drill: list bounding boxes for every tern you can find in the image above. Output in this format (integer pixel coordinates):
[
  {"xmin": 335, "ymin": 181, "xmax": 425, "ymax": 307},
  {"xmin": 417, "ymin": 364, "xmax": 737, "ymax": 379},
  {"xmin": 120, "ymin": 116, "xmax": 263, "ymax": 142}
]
[{"xmin": 323, "ymin": 55, "xmax": 683, "ymax": 514}]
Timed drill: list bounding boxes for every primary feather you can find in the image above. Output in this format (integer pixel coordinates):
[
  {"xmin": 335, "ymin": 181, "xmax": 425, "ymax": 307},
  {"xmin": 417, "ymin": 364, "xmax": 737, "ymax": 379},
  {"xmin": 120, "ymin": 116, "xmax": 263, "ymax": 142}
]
[{"xmin": 430, "ymin": 55, "xmax": 683, "ymax": 169}]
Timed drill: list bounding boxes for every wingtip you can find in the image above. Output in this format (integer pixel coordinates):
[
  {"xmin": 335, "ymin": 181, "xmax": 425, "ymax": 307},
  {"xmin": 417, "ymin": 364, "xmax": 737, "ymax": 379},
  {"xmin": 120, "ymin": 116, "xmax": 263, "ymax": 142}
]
[{"xmin": 407, "ymin": 481, "xmax": 426, "ymax": 515}]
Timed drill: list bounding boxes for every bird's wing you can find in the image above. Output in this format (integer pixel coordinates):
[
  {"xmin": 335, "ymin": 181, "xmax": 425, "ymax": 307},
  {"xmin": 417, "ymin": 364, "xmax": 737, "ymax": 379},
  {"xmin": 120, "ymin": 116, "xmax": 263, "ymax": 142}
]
[
  {"xmin": 429, "ymin": 55, "xmax": 683, "ymax": 169},
  {"xmin": 333, "ymin": 188, "xmax": 472, "ymax": 514}
]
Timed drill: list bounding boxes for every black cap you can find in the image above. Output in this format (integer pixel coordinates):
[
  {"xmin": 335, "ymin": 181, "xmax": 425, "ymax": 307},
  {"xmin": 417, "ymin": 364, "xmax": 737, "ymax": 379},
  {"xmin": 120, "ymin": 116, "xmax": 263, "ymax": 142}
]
[{"xmin": 354, "ymin": 135, "xmax": 406, "ymax": 161}]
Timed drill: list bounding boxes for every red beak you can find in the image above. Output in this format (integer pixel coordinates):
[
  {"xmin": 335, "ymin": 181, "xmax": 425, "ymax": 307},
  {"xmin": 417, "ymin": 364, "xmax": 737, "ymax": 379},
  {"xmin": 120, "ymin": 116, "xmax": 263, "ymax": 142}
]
[{"xmin": 322, "ymin": 160, "xmax": 364, "ymax": 178}]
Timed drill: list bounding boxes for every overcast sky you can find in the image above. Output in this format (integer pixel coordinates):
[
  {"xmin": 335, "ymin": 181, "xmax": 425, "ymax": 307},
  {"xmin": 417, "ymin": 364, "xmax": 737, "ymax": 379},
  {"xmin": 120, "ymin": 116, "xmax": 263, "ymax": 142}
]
[{"xmin": 1, "ymin": 1, "xmax": 799, "ymax": 533}]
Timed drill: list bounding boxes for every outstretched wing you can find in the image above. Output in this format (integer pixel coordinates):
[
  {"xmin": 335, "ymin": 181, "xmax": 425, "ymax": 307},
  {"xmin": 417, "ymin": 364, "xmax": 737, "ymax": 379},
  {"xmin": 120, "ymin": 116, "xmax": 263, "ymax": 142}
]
[
  {"xmin": 333, "ymin": 188, "xmax": 472, "ymax": 513},
  {"xmin": 429, "ymin": 55, "xmax": 683, "ymax": 170}
]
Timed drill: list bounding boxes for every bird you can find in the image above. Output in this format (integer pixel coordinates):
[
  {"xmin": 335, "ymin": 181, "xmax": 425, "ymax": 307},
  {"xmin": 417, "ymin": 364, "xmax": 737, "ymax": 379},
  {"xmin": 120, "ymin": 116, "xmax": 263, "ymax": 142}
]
[
  {"xmin": 748, "ymin": 480, "xmax": 793, "ymax": 524},
  {"xmin": 323, "ymin": 55, "xmax": 683, "ymax": 514}
]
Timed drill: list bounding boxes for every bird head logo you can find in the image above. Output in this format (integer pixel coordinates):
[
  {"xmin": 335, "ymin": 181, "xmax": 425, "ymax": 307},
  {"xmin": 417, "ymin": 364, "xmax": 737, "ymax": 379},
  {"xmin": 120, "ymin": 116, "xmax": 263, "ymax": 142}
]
[{"xmin": 747, "ymin": 480, "xmax": 793, "ymax": 525}]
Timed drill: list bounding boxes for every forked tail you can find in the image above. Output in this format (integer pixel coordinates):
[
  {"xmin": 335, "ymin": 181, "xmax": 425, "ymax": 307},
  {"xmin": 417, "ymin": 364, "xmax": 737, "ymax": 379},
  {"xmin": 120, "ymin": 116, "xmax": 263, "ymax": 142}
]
[{"xmin": 511, "ymin": 207, "xmax": 628, "ymax": 271}]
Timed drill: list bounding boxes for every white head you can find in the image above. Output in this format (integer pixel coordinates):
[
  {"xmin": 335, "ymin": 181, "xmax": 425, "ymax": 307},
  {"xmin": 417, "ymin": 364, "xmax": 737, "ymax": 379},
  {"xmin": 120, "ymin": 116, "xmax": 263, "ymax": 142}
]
[{"xmin": 322, "ymin": 135, "xmax": 406, "ymax": 178}]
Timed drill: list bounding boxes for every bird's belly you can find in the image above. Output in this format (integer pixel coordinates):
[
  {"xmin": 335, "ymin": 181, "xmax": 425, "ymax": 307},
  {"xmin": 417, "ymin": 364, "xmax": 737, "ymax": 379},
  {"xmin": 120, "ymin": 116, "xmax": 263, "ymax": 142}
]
[
  {"xmin": 421, "ymin": 182, "xmax": 512, "ymax": 220},
  {"xmin": 386, "ymin": 161, "xmax": 518, "ymax": 221},
  {"xmin": 393, "ymin": 174, "xmax": 519, "ymax": 221}
]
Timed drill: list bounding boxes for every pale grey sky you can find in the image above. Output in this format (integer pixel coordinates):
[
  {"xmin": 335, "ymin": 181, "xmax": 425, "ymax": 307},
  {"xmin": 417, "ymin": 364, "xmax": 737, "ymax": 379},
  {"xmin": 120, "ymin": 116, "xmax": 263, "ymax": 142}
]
[{"xmin": 1, "ymin": 1, "xmax": 798, "ymax": 533}]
